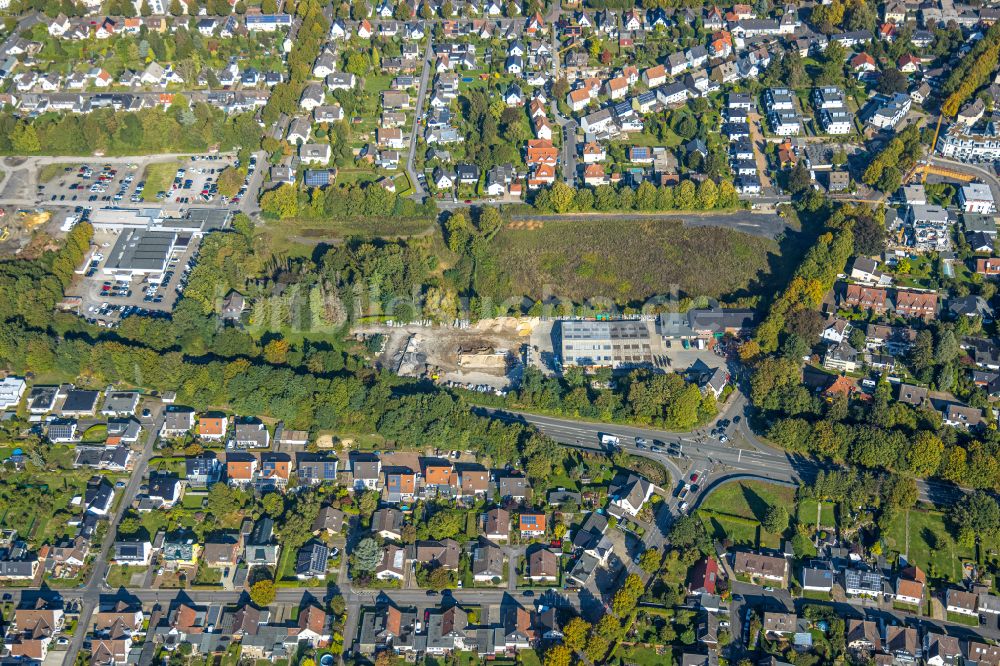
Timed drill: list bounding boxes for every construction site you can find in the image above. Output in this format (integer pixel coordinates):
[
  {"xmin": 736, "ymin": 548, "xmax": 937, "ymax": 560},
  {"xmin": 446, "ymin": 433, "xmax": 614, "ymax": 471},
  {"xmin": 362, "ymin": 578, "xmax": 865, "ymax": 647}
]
[
  {"xmin": 354, "ymin": 318, "xmax": 558, "ymax": 391},
  {"xmin": 0, "ymin": 207, "xmax": 62, "ymax": 258}
]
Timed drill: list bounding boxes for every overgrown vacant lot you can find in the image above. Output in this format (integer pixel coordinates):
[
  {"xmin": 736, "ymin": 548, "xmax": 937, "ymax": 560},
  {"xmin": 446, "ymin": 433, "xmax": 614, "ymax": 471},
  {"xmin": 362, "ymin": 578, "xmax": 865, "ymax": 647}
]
[{"xmin": 487, "ymin": 217, "xmax": 783, "ymax": 303}]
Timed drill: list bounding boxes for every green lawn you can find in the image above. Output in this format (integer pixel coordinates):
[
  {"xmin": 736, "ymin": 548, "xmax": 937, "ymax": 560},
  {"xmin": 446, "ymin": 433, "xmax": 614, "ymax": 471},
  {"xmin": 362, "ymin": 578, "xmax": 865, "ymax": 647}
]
[
  {"xmin": 220, "ymin": 644, "xmax": 241, "ymax": 666},
  {"xmin": 276, "ymin": 544, "xmax": 299, "ymax": 582},
  {"xmin": 797, "ymin": 498, "xmax": 818, "ymax": 527},
  {"xmin": 147, "ymin": 457, "xmax": 186, "ymax": 476},
  {"xmin": 38, "ymin": 163, "xmax": 73, "ymax": 183},
  {"xmin": 518, "ymin": 650, "xmax": 542, "ymax": 666},
  {"xmin": 947, "ymin": 611, "xmax": 980, "ymax": 626},
  {"xmin": 799, "ymin": 499, "xmax": 836, "ymax": 529},
  {"xmin": 617, "ymin": 645, "xmax": 671, "ymax": 666},
  {"xmin": 81, "ymin": 424, "xmax": 107, "ymax": 443},
  {"xmin": 363, "ymin": 73, "xmax": 394, "ymax": 95},
  {"xmin": 699, "ymin": 513, "xmax": 762, "ymax": 549},
  {"xmin": 699, "ymin": 480, "xmax": 797, "ymax": 522},
  {"xmin": 142, "ymin": 160, "xmax": 182, "ymax": 202},
  {"xmin": 884, "ymin": 509, "xmax": 974, "ymax": 583},
  {"xmin": 258, "ymin": 200, "xmax": 436, "ymax": 256},
  {"xmin": 106, "ymin": 564, "xmax": 146, "ymax": 588},
  {"xmin": 820, "ymin": 502, "xmax": 836, "ymax": 527},
  {"xmin": 181, "ymin": 493, "xmax": 206, "ymax": 510}
]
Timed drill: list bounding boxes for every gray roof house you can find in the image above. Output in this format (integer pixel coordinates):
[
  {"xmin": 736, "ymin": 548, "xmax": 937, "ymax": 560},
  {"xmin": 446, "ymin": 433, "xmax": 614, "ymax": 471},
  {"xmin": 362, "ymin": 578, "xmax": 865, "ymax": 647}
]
[{"xmin": 100, "ymin": 391, "xmax": 140, "ymax": 416}]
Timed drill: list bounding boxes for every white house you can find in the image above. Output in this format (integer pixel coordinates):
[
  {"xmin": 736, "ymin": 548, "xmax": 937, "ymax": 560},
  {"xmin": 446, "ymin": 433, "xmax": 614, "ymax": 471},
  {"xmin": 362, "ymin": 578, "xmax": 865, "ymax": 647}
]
[
  {"xmin": 959, "ymin": 183, "xmax": 996, "ymax": 214},
  {"xmin": 610, "ymin": 474, "xmax": 653, "ymax": 517}
]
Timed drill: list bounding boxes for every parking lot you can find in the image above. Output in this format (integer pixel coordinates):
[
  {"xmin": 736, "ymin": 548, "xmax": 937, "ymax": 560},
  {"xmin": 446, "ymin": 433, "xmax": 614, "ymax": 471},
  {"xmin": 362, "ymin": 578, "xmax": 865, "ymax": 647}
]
[
  {"xmin": 70, "ymin": 227, "xmax": 201, "ymax": 327},
  {"xmin": 35, "ymin": 155, "xmax": 240, "ymax": 209},
  {"xmin": 38, "ymin": 162, "xmax": 144, "ymax": 207},
  {"xmin": 152, "ymin": 155, "xmax": 242, "ymax": 206}
]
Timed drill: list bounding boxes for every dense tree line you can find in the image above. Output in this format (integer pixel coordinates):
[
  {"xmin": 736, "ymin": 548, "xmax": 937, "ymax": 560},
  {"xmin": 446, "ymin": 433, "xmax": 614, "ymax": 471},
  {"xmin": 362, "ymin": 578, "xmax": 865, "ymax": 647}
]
[
  {"xmin": 861, "ymin": 125, "xmax": 922, "ymax": 193},
  {"xmin": 24, "ymin": 21, "xmax": 282, "ymax": 82},
  {"xmin": 531, "ymin": 179, "xmax": 742, "ymax": 214},
  {"xmin": 809, "ymin": 0, "xmax": 876, "ymax": 35},
  {"xmin": 739, "ymin": 194, "xmax": 1000, "ymax": 491},
  {"xmin": 261, "ymin": 0, "xmax": 329, "ymax": 125},
  {"xmin": 260, "ymin": 181, "xmax": 437, "ymax": 222},
  {"xmin": 0, "ymin": 104, "xmax": 260, "ymax": 156},
  {"xmin": 941, "ymin": 22, "xmax": 1000, "ymax": 117},
  {"xmin": 490, "ymin": 366, "xmax": 717, "ymax": 430},
  {"xmin": 750, "ymin": 202, "xmax": 859, "ymax": 355},
  {"xmin": 756, "ymin": 357, "xmax": 1000, "ymax": 489}
]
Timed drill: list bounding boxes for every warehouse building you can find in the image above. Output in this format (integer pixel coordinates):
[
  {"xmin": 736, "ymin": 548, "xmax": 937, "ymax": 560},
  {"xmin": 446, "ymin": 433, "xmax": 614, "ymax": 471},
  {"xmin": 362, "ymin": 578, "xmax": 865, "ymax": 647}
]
[{"xmin": 103, "ymin": 229, "xmax": 178, "ymax": 277}]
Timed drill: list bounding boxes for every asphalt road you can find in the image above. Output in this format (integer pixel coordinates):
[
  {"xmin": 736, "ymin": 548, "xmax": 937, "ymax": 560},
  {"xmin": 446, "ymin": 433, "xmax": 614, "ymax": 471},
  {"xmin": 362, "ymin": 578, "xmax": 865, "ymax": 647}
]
[
  {"xmin": 62, "ymin": 404, "xmax": 165, "ymax": 666},
  {"xmin": 479, "ymin": 388, "xmax": 967, "ymax": 508},
  {"xmin": 405, "ymin": 36, "xmax": 434, "ymax": 201}
]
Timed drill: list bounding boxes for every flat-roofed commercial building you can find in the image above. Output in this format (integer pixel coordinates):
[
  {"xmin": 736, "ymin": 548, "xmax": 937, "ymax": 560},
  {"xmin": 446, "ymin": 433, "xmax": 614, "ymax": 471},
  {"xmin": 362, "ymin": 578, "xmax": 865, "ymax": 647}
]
[
  {"xmin": 559, "ymin": 320, "xmax": 654, "ymax": 368},
  {"xmin": 89, "ymin": 207, "xmax": 230, "ymax": 235},
  {"xmin": 103, "ymin": 229, "xmax": 177, "ymax": 277}
]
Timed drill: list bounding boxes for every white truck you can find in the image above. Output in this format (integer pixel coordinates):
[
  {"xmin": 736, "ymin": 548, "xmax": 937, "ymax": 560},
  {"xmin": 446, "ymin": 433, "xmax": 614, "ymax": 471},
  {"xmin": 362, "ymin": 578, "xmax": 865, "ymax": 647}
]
[{"xmin": 600, "ymin": 434, "xmax": 621, "ymax": 451}]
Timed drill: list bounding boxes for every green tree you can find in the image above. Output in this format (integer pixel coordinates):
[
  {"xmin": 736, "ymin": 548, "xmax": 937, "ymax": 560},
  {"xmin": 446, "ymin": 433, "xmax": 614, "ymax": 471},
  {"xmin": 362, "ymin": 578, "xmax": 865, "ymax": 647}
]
[
  {"xmin": 217, "ymin": 167, "xmax": 244, "ymax": 198},
  {"xmin": 696, "ymin": 179, "xmax": 718, "ymax": 209},
  {"xmin": 788, "ymin": 160, "xmax": 811, "ymax": 195},
  {"xmin": 611, "ymin": 573, "xmax": 643, "ymax": 616},
  {"xmin": 562, "ymin": 617, "xmax": 590, "ymax": 651},
  {"xmin": 353, "ymin": 537, "xmax": 382, "ymax": 571},
  {"xmin": 544, "ymin": 645, "xmax": 573, "ymax": 666},
  {"xmin": 261, "ymin": 183, "xmax": 299, "ymax": 219},
  {"xmin": 117, "ymin": 515, "xmax": 141, "ymax": 535},
  {"xmin": 762, "ymin": 505, "xmax": 788, "ymax": 533},
  {"xmin": 549, "ymin": 181, "xmax": 577, "ymax": 213},
  {"xmin": 638, "ymin": 548, "xmax": 661, "ymax": 573},
  {"xmin": 249, "ymin": 579, "xmax": 276, "ymax": 607},
  {"xmin": 359, "ymin": 490, "xmax": 379, "ymax": 519},
  {"xmin": 905, "ymin": 432, "xmax": 943, "ymax": 477},
  {"xmin": 328, "ymin": 594, "xmax": 346, "ymax": 617},
  {"xmin": 262, "ymin": 492, "xmax": 285, "ymax": 517},
  {"xmin": 11, "ymin": 123, "xmax": 40, "ymax": 153}
]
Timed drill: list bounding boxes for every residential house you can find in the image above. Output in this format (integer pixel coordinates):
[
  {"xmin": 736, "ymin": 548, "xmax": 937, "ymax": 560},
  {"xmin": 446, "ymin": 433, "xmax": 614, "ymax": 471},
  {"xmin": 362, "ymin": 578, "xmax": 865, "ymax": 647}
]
[
  {"xmin": 472, "ymin": 538, "xmax": 505, "ymax": 582},
  {"xmin": 295, "ymin": 541, "xmax": 329, "ymax": 580},
  {"xmin": 844, "ymin": 284, "xmax": 888, "ymax": 312},
  {"xmin": 233, "ymin": 421, "xmax": 269, "ymax": 448},
  {"xmin": 885, "ymin": 626, "xmax": 920, "ymax": 663},
  {"xmin": 894, "ymin": 565, "xmax": 925, "ymax": 606},
  {"xmin": 484, "ymin": 508, "xmax": 510, "ymax": 542},
  {"xmin": 763, "ymin": 612, "xmax": 797, "ymax": 637},
  {"xmin": 846, "ymin": 619, "xmax": 881, "ymax": 651},
  {"xmin": 226, "ymin": 452, "xmax": 258, "ymax": 486},
  {"xmin": 894, "ymin": 290, "xmax": 937, "ymax": 319},
  {"xmin": 925, "ymin": 633, "xmax": 961, "ymax": 666},
  {"xmin": 414, "ymin": 539, "xmax": 461, "ymax": 570},
  {"xmin": 519, "ymin": 513, "xmax": 546, "ymax": 538},
  {"xmin": 609, "ymin": 473, "xmax": 653, "ymax": 517},
  {"xmin": 527, "ymin": 548, "xmax": 559, "ymax": 582},
  {"xmin": 372, "ymin": 508, "xmax": 404, "ymax": 540},
  {"xmin": 197, "ymin": 414, "xmax": 228, "ymax": 441},
  {"xmin": 733, "ymin": 551, "xmax": 787, "ymax": 583},
  {"xmin": 844, "ymin": 568, "xmax": 883, "ymax": 597},
  {"xmin": 376, "ymin": 544, "xmax": 407, "ymax": 581}
]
